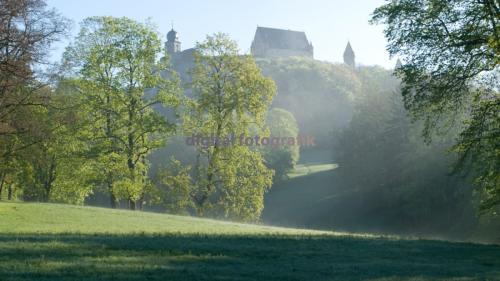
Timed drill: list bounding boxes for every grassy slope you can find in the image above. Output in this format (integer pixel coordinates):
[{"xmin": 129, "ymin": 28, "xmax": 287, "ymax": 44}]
[
  {"xmin": 0, "ymin": 202, "xmax": 334, "ymax": 235},
  {"xmin": 1, "ymin": 202, "xmax": 500, "ymax": 281},
  {"xmin": 263, "ymin": 150, "xmax": 344, "ymax": 229}
]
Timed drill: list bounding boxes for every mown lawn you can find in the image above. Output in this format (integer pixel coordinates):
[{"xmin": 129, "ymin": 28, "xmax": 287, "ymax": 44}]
[{"xmin": 1, "ymin": 202, "xmax": 499, "ymax": 281}]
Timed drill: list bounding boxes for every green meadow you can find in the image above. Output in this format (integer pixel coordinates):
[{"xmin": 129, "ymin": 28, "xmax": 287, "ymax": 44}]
[{"xmin": 1, "ymin": 202, "xmax": 499, "ymax": 281}]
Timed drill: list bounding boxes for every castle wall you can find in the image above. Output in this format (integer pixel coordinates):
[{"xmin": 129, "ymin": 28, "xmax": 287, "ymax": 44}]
[{"xmin": 257, "ymin": 48, "xmax": 313, "ymax": 59}]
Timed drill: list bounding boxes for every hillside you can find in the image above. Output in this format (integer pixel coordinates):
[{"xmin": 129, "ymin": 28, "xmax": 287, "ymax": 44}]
[
  {"xmin": 0, "ymin": 202, "xmax": 334, "ymax": 236},
  {"xmin": 1, "ymin": 202, "xmax": 500, "ymax": 281}
]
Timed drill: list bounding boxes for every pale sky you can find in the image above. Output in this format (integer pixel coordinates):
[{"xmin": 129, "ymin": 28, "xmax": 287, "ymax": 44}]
[{"xmin": 46, "ymin": 0, "xmax": 396, "ymax": 68}]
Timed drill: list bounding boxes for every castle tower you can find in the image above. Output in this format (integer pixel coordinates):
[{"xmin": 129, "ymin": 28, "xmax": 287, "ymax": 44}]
[
  {"xmin": 165, "ymin": 28, "xmax": 181, "ymax": 55},
  {"xmin": 343, "ymin": 41, "xmax": 355, "ymax": 69}
]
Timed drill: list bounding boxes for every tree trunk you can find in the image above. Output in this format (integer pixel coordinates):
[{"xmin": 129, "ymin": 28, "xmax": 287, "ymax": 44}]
[
  {"xmin": 0, "ymin": 172, "xmax": 5, "ymax": 200},
  {"xmin": 110, "ymin": 193, "xmax": 118, "ymax": 209},
  {"xmin": 126, "ymin": 97, "xmax": 138, "ymax": 211},
  {"xmin": 43, "ymin": 182, "xmax": 51, "ymax": 202},
  {"xmin": 43, "ymin": 157, "xmax": 57, "ymax": 202},
  {"xmin": 104, "ymin": 92, "xmax": 118, "ymax": 209},
  {"xmin": 108, "ymin": 181, "xmax": 118, "ymax": 209},
  {"xmin": 128, "ymin": 198, "xmax": 136, "ymax": 211},
  {"xmin": 7, "ymin": 184, "xmax": 13, "ymax": 200},
  {"xmin": 196, "ymin": 122, "xmax": 223, "ymax": 212},
  {"xmin": 137, "ymin": 195, "xmax": 144, "ymax": 211}
]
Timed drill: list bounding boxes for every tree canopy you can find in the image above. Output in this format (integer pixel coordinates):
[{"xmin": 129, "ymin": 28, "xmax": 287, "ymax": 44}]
[
  {"xmin": 372, "ymin": 0, "xmax": 499, "ymax": 213},
  {"xmin": 181, "ymin": 33, "xmax": 276, "ymax": 221},
  {"xmin": 62, "ymin": 16, "xmax": 181, "ymax": 209}
]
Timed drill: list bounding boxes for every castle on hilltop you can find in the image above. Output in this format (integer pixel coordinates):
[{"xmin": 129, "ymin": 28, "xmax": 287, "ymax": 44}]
[
  {"xmin": 250, "ymin": 26, "xmax": 355, "ymax": 68},
  {"xmin": 164, "ymin": 26, "xmax": 356, "ymax": 70},
  {"xmin": 250, "ymin": 27, "xmax": 314, "ymax": 59}
]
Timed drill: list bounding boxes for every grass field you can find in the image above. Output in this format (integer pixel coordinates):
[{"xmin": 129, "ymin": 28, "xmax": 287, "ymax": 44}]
[
  {"xmin": 1, "ymin": 202, "xmax": 500, "ymax": 281},
  {"xmin": 287, "ymin": 163, "xmax": 337, "ymax": 179}
]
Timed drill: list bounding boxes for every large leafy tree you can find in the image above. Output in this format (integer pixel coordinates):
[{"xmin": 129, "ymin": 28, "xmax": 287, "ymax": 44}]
[
  {"xmin": 0, "ymin": 0, "xmax": 68, "ymax": 158},
  {"xmin": 182, "ymin": 33, "xmax": 275, "ymax": 221},
  {"xmin": 0, "ymin": 0, "xmax": 69, "ymax": 202},
  {"xmin": 372, "ymin": 0, "xmax": 499, "ymax": 212},
  {"xmin": 15, "ymin": 87, "xmax": 90, "ymax": 203},
  {"xmin": 62, "ymin": 17, "xmax": 180, "ymax": 209}
]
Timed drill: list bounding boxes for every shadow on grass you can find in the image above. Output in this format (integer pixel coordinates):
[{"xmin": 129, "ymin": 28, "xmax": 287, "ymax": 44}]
[{"xmin": 0, "ymin": 233, "xmax": 499, "ymax": 281}]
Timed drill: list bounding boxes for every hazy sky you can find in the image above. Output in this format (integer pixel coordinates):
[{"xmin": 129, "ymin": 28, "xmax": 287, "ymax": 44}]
[{"xmin": 46, "ymin": 0, "xmax": 396, "ymax": 68}]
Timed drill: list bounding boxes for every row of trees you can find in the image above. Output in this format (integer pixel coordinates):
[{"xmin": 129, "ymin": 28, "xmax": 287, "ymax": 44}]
[{"xmin": 0, "ymin": 0, "xmax": 300, "ymax": 222}]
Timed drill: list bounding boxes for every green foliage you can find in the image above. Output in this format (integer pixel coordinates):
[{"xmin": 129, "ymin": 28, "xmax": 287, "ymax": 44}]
[
  {"xmin": 183, "ymin": 33, "xmax": 275, "ymax": 221},
  {"xmin": 208, "ymin": 146, "xmax": 273, "ymax": 221},
  {"xmin": 261, "ymin": 108, "xmax": 300, "ymax": 180},
  {"xmin": 257, "ymin": 57, "xmax": 360, "ymax": 147},
  {"xmin": 1, "ymin": 86, "xmax": 92, "ymax": 204},
  {"xmin": 372, "ymin": 0, "xmax": 500, "ymax": 212},
  {"xmin": 62, "ymin": 16, "xmax": 181, "ymax": 209},
  {"xmin": 156, "ymin": 157, "xmax": 194, "ymax": 215},
  {"xmin": 0, "ymin": 0, "xmax": 69, "ymax": 139},
  {"xmin": 455, "ymin": 94, "xmax": 500, "ymax": 213}
]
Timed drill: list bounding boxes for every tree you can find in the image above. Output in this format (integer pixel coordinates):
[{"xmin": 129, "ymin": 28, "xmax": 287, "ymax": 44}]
[
  {"xmin": 15, "ymin": 86, "xmax": 91, "ymax": 203},
  {"xmin": 0, "ymin": 0, "xmax": 68, "ymax": 151},
  {"xmin": 155, "ymin": 157, "xmax": 194, "ymax": 215},
  {"xmin": 372, "ymin": 0, "xmax": 499, "ymax": 213},
  {"xmin": 261, "ymin": 108, "xmax": 300, "ymax": 181},
  {"xmin": 183, "ymin": 33, "xmax": 275, "ymax": 221},
  {"xmin": 0, "ymin": 0, "xmax": 69, "ymax": 201},
  {"xmin": 62, "ymin": 17, "xmax": 180, "ymax": 209}
]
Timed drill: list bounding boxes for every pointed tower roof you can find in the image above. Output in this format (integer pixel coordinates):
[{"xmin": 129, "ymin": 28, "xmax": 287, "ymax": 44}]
[
  {"xmin": 343, "ymin": 41, "xmax": 355, "ymax": 68},
  {"xmin": 343, "ymin": 41, "xmax": 354, "ymax": 56}
]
